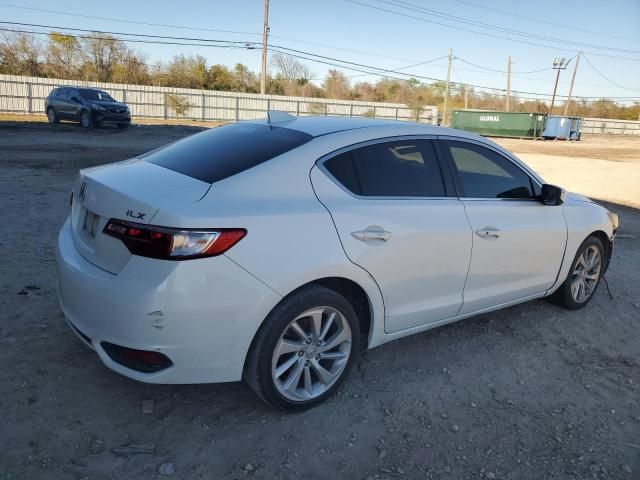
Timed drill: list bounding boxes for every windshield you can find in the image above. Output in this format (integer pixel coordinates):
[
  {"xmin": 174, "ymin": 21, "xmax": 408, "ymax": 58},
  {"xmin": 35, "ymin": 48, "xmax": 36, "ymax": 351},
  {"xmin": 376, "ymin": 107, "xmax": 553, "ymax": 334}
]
[{"xmin": 79, "ymin": 89, "xmax": 116, "ymax": 102}]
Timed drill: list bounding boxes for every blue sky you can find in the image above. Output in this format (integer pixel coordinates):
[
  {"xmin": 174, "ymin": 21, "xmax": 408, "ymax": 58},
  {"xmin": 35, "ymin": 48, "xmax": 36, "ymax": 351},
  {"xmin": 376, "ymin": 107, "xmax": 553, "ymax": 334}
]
[{"xmin": 2, "ymin": 0, "xmax": 639, "ymax": 103}]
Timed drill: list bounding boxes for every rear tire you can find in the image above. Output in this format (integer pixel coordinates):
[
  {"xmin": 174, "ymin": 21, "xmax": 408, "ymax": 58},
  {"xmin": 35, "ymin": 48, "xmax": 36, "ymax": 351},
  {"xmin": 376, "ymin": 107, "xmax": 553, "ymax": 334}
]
[
  {"xmin": 79, "ymin": 111, "xmax": 92, "ymax": 129},
  {"xmin": 549, "ymin": 235, "xmax": 604, "ymax": 310},
  {"xmin": 46, "ymin": 108, "xmax": 58, "ymax": 124},
  {"xmin": 244, "ymin": 285, "xmax": 360, "ymax": 411}
]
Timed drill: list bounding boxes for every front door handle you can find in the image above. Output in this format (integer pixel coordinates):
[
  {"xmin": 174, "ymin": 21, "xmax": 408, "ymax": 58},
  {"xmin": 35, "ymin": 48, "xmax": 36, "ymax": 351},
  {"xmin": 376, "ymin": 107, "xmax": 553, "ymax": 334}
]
[
  {"xmin": 352, "ymin": 226, "xmax": 392, "ymax": 242},
  {"xmin": 475, "ymin": 226, "xmax": 501, "ymax": 239}
]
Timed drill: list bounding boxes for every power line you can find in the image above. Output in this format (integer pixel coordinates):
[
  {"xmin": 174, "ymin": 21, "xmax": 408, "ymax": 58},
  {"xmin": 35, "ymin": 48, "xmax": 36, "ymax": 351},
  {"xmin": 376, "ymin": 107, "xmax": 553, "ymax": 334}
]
[
  {"xmin": 0, "ymin": 3, "xmax": 261, "ymax": 36},
  {"xmin": 0, "ymin": 21, "xmax": 260, "ymax": 46},
  {"xmin": 345, "ymin": 0, "xmax": 640, "ymax": 62},
  {"xmin": 0, "ymin": 27, "xmax": 257, "ymax": 50},
  {"xmin": 372, "ymin": 0, "xmax": 640, "ymax": 56},
  {"xmin": 310, "ymin": 55, "xmax": 448, "ymax": 81},
  {"xmin": 0, "ymin": 2, "xmax": 424, "ymax": 64},
  {"xmin": 3, "ymin": 23, "xmax": 640, "ymax": 101},
  {"xmin": 447, "ymin": 0, "xmax": 640, "ymax": 45},
  {"xmin": 268, "ymin": 44, "xmax": 640, "ymax": 100},
  {"xmin": 581, "ymin": 54, "xmax": 640, "ymax": 92},
  {"xmin": 455, "ymin": 57, "xmax": 554, "ymax": 75}
]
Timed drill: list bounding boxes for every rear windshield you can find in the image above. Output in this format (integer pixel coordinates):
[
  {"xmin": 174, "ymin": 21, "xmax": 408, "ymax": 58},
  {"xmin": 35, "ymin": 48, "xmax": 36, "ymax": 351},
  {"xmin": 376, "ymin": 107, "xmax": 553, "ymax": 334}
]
[
  {"xmin": 79, "ymin": 89, "xmax": 115, "ymax": 102},
  {"xmin": 144, "ymin": 123, "xmax": 313, "ymax": 184}
]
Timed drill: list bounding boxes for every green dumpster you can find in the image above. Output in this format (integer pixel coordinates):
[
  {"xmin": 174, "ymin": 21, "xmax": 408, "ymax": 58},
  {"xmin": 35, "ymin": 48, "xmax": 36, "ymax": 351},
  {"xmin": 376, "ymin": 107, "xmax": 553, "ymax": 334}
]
[{"xmin": 451, "ymin": 110, "xmax": 547, "ymax": 139}]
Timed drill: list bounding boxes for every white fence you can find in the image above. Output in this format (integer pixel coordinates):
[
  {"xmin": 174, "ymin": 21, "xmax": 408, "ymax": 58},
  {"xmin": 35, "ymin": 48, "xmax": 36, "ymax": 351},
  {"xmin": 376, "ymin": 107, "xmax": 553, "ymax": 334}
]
[
  {"xmin": 0, "ymin": 74, "xmax": 438, "ymax": 124},
  {"xmin": 581, "ymin": 117, "xmax": 640, "ymax": 136}
]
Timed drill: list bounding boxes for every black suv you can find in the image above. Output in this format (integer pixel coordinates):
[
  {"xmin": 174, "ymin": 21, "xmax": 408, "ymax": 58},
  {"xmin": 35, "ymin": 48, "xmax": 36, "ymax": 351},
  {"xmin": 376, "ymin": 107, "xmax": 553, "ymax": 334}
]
[{"xmin": 45, "ymin": 86, "xmax": 131, "ymax": 129}]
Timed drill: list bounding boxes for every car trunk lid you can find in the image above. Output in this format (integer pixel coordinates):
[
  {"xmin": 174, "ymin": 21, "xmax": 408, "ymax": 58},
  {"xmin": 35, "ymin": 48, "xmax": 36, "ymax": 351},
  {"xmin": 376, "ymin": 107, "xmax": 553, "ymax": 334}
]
[{"xmin": 70, "ymin": 159, "xmax": 210, "ymax": 274}]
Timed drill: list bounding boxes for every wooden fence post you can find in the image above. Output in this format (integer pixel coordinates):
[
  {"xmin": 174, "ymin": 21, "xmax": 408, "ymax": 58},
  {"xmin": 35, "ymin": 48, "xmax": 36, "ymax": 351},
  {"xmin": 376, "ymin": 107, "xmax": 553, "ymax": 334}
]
[{"xmin": 26, "ymin": 82, "xmax": 32, "ymax": 114}]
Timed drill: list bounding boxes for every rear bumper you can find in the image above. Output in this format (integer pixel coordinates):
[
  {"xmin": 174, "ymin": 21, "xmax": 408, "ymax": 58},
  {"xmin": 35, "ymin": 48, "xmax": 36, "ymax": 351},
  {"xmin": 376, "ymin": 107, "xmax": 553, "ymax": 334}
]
[{"xmin": 56, "ymin": 217, "xmax": 281, "ymax": 384}]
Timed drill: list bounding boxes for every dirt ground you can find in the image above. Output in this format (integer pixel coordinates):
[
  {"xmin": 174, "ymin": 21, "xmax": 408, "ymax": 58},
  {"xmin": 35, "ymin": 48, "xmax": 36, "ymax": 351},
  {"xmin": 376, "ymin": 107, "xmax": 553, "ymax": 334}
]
[{"xmin": 1, "ymin": 121, "xmax": 639, "ymax": 480}]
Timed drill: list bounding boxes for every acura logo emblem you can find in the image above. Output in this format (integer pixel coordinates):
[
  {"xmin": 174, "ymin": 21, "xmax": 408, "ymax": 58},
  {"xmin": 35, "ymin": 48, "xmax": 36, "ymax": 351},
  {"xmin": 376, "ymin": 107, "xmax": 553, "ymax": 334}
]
[{"xmin": 79, "ymin": 182, "xmax": 87, "ymax": 201}]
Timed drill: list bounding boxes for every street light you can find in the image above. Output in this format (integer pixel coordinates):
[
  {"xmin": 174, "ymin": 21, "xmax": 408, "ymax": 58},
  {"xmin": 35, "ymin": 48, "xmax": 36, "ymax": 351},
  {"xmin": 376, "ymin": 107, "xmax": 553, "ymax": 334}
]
[{"xmin": 550, "ymin": 57, "xmax": 571, "ymax": 113}]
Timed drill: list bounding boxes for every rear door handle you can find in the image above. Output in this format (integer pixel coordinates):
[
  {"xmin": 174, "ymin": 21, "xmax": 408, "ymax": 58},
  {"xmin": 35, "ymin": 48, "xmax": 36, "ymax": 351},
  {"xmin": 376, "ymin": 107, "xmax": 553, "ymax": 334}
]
[
  {"xmin": 475, "ymin": 226, "xmax": 501, "ymax": 239},
  {"xmin": 352, "ymin": 227, "xmax": 392, "ymax": 242}
]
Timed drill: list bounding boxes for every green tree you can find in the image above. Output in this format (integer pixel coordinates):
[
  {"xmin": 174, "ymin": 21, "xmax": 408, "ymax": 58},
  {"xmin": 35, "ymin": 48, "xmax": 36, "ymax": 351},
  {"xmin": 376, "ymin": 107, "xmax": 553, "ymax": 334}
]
[
  {"xmin": 208, "ymin": 64, "xmax": 235, "ymax": 91},
  {"xmin": 322, "ymin": 69, "xmax": 351, "ymax": 100},
  {"xmin": 46, "ymin": 33, "xmax": 79, "ymax": 78},
  {"xmin": 165, "ymin": 93, "xmax": 192, "ymax": 118}
]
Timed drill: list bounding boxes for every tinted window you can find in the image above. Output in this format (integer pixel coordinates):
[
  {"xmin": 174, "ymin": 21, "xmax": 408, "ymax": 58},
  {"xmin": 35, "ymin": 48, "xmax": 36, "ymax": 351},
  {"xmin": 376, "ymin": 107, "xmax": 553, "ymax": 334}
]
[
  {"xmin": 324, "ymin": 140, "xmax": 445, "ymax": 197},
  {"xmin": 50, "ymin": 88, "xmax": 59, "ymax": 97},
  {"xmin": 57, "ymin": 88, "xmax": 70, "ymax": 99},
  {"xmin": 79, "ymin": 89, "xmax": 115, "ymax": 102},
  {"xmin": 145, "ymin": 123, "xmax": 312, "ymax": 184},
  {"xmin": 446, "ymin": 141, "xmax": 533, "ymax": 199}
]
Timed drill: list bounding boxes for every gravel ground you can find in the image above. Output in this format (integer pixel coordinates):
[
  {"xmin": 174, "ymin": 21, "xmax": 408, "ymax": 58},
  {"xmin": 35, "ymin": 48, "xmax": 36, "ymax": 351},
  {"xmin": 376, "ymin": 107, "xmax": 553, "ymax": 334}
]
[{"xmin": 1, "ymin": 122, "xmax": 639, "ymax": 480}]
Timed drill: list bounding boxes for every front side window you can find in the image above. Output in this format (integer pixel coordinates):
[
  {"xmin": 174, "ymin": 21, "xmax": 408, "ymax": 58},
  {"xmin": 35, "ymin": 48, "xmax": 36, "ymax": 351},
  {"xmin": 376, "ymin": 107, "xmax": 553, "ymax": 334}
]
[
  {"xmin": 324, "ymin": 139, "xmax": 445, "ymax": 197},
  {"xmin": 445, "ymin": 141, "xmax": 534, "ymax": 199},
  {"xmin": 79, "ymin": 89, "xmax": 115, "ymax": 102}
]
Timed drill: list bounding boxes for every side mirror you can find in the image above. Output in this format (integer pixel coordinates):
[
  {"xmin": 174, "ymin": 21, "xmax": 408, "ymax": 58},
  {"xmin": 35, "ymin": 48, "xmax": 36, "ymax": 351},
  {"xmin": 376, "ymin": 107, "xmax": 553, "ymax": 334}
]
[{"xmin": 539, "ymin": 184, "xmax": 565, "ymax": 206}]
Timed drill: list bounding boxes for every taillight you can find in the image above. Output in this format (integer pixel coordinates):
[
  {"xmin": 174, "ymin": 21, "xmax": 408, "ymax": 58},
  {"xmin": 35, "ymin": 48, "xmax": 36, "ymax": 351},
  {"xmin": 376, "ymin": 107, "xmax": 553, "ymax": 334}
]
[{"xmin": 103, "ymin": 219, "xmax": 246, "ymax": 260}]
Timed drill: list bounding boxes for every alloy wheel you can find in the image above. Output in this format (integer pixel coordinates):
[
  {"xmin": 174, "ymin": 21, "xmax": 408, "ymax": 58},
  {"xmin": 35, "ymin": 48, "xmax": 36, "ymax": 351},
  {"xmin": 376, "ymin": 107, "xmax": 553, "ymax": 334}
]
[
  {"xmin": 570, "ymin": 245, "xmax": 601, "ymax": 303},
  {"xmin": 271, "ymin": 306, "xmax": 352, "ymax": 402}
]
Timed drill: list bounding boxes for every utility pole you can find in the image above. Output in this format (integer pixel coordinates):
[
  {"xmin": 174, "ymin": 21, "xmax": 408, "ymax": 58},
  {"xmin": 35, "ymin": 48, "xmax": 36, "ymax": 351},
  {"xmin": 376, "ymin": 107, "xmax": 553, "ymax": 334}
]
[
  {"xmin": 260, "ymin": 0, "xmax": 270, "ymax": 95},
  {"xmin": 550, "ymin": 57, "xmax": 569, "ymax": 114},
  {"xmin": 505, "ymin": 55, "xmax": 512, "ymax": 112},
  {"xmin": 464, "ymin": 84, "xmax": 469, "ymax": 110},
  {"xmin": 563, "ymin": 52, "xmax": 581, "ymax": 116},
  {"xmin": 442, "ymin": 48, "xmax": 453, "ymax": 125}
]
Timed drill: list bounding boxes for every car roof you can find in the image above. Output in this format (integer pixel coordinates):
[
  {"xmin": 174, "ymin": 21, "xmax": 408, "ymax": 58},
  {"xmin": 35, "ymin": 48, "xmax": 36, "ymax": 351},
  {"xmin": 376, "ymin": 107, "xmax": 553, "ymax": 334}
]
[
  {"xmin": 246, "ymin": 115, "xmax": 456, "ymax": 138},
  {"xmin": 53, "ymin": 86, "xmax": 103, "ymax": 91}
]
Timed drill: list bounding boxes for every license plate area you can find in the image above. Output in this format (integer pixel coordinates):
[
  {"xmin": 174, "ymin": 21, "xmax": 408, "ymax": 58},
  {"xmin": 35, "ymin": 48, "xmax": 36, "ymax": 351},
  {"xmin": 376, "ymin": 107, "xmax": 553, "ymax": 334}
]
[{"xmin": 82, "ymin": 209, "xmax": 100, "ymax": 238}]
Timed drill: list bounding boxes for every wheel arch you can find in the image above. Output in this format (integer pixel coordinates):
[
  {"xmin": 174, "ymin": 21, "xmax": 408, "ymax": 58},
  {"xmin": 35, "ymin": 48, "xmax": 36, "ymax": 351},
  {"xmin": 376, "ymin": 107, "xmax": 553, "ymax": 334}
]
[
  {"xmin": 588, "ymin": 229, "xmax": 613, "ymax": 274},
  {"xmin": 242, "ymin": 276, "xmax": 376, "ymax": 375}
]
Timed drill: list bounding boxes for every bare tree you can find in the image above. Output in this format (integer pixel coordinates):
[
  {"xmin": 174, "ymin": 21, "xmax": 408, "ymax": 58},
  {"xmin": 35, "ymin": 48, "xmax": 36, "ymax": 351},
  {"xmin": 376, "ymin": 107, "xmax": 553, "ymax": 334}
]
[
  {"xmin": 0, "ymin": 33, "xmax": 42, "ymax": 76},
  {"xmin": 271, "ymin": 53, "xmax": 312, "ymax": 95}
]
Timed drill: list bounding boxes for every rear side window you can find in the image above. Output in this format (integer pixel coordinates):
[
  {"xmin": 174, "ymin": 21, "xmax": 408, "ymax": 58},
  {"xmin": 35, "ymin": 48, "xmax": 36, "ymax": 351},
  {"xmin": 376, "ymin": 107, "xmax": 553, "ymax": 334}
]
[
  {"xmin": 144, "ymin": 123, "xmax": 312, "ymax": 184},
  {"xmin": 324, "ymin": 139, "xmax": 445, "ymax": 197},
  {"xmin": 444, "ymin": 141, "xmax": 534, "ymax": 199}
]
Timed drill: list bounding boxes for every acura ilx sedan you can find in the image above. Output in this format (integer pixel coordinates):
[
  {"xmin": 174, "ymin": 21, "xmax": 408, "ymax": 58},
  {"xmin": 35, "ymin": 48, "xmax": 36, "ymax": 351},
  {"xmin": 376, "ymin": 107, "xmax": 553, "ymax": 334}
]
[{"xmin": 56, "ymin": 112, "xmax": 618, "ymax": 410}]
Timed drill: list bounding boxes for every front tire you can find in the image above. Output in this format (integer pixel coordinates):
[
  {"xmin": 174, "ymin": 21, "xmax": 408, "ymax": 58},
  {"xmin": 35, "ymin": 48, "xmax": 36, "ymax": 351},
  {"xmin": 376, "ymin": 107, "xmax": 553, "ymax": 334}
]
[
  {"xmin": 550, "ymin": 235, "xmax": 605, "ymax": 310},
  {"xmin": 244, "ymin": 285, "xmax": 360, "ymax": 411},
  {"xmin": 79, "ymin": 111, "xmax": 92, "ymax": 129},
  {"xmin": 46, "ymin": 108, "xmax": 58, "ymax": 124}
]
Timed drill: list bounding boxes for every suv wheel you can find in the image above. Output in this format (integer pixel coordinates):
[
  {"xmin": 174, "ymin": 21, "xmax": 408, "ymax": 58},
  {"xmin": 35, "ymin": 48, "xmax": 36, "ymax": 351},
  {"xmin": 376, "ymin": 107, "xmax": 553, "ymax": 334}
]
[
  {"xmin": 549, "ymin": 235, "xmax": 605, "ymax": 310},
  {"xmin": 244, "ymin": 285, "xmax": 359, "ymax": 411},
  {"xmin": 46, "ymin": 108, "xmax": 58, "ymax": 124},
  {"xmin": 79, "ymin": 111, "xmax": 92, "ymax": 129}
]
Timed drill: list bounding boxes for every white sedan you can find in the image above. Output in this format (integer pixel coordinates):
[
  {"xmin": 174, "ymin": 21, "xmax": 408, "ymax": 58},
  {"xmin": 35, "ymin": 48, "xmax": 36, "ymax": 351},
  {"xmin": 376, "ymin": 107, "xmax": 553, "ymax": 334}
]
[{"xmin": 56, "ymin": 112, "xmax": 618, "ymax": 410}]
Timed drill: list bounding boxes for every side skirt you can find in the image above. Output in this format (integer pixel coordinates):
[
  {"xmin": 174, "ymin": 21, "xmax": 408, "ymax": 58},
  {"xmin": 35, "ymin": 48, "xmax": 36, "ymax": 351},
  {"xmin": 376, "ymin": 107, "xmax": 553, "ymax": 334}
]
[{"xmin": 368, "ymin": 291, "xmax": 547, "ymax": 349}]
